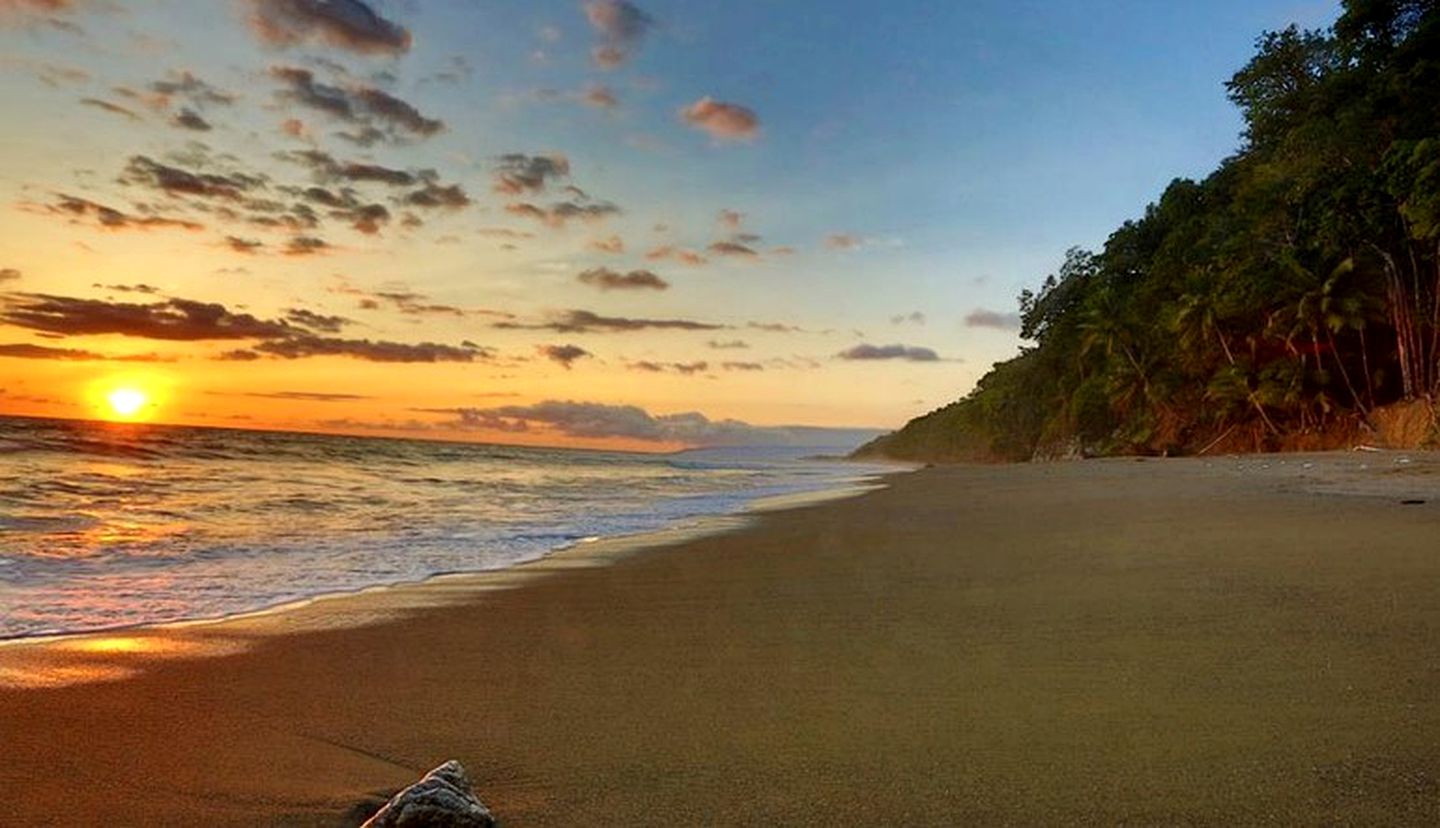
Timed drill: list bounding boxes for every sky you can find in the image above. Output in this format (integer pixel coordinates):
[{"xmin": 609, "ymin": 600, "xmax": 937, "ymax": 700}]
[{"xmin": 0, "ymin": 0, "xmax": 1340, "ymax": 450}]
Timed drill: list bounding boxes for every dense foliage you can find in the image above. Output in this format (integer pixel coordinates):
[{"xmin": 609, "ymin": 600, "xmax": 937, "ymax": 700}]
[{"xmin": 860, "ymin": 1, "xmax": 1440, "ymax": 462}]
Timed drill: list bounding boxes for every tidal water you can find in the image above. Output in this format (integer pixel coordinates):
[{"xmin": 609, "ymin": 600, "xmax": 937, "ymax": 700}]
[{"xmin": 0, "ymin": 416, "xmax": 889, "ymax": 640}]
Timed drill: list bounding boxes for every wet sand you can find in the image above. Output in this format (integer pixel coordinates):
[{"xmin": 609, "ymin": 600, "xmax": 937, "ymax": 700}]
[{"xmin": 3, "ymin": 453, "xmax": 1440, "ymax": 824}]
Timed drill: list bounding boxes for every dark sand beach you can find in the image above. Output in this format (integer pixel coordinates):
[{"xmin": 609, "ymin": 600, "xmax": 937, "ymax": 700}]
[{"xmin": 4, "ymin": 453, "xmax": 1440, "ymax": 825}]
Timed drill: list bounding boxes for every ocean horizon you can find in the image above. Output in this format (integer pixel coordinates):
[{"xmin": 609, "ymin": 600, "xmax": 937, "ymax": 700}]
[{"xmin": 0, "ymin": 414, "xmax": 892, "ymax": 641}]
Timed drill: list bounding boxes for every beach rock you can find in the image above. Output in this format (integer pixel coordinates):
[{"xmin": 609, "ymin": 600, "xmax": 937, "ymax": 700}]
[{"xmin": 361, "ymin": 760, "xmax": 496, "ymax": 828}]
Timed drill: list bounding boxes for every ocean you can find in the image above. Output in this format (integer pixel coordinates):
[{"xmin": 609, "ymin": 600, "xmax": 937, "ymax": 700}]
[{"xmin": 0, "ymin": 415, "xmax": 891, "ymax": 641}]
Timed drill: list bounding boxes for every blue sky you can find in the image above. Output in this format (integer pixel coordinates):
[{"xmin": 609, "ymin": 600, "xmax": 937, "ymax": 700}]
[{"xmin": 0, "ymin": 0, "xmax": 1342, "ymax": 447}]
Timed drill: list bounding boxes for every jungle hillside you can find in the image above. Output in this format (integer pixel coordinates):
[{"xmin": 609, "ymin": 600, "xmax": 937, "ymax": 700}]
[{"xmin": 858, "ymin": 0, "xmax": 1440, "ymax": 462}]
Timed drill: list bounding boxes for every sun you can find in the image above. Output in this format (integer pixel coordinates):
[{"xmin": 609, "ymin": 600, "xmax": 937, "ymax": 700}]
[{"xmin": 105, "ymin": 387, "xmax": 150, "ymax": 420}]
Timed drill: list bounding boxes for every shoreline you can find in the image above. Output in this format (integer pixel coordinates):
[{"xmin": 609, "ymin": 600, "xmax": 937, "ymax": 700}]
[
  {"xmin": 0, "ymin": 475, "xmax": 896, "ymax": 670},
  {"xmin": 4, "ymin": 451, "xmax": 1440, "ymax": 824}
]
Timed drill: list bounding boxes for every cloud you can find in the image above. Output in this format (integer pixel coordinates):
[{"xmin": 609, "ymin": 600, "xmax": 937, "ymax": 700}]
[
  {"xmin": 0, "ymin": 293, "xmax": 295, "ymax": 340},
  {"xmin": 249, "ymin": 334, "xmax": 489, "ymax": 362},
  {"xmin": 492, "ymin": 153, "xmax": 570, "ymax": 196},
  {"xmin": 495, "ymin": 309, "xmax": 722, "ymax": 334},
  {"xmin": 587, "ymin": 234, "xmax": 624, "ymax": 254},
  {"xmin": 826, "ymin": 233, "xmax": 861, "ymax": 250},
  {"xmin": 629, "ymin": 360, "xmax": 708, "ymax": 375},
  {"xmin": 0, "ymin": 268, "xmax": 20, "ymax": 282},
  {"xmin": 706, "ymin": 240, "xmax": 758, "ymax": 258},
  {"xmin": 0, "ymin": 342, "xmax": 164, "ymax": 362},
  {"xmin": 477, "ymin": 227, "xmax": 534, "ymax": 239},
  {"xmin": 277, "ymin": 149, "xmax": 418, "ymax": 186},
  {"xmin": 283, "ymin": 235, "xmax": 329, "ymax": 256},
  {"xmin": 747, "ymin": 321, "xmax": 803, "ymax": 333},
  {"xmin": 246, "ymin": 0, "xmax": 411, "ymax": 55},
  {"xmin": 149, "ymin": 71, "xmax": 236, "ymax": 108},
  {"xmin": 236, "ymin": 391, "xmax": 371, "ymax": 401},
  {"xmin": 584, "ymin": 0, "xmax": 653, "ymax": 69},
  {"xmin": 504, "ymin": 200, "xmax": 620, "ymax": 227},
  {"xmin": 721, "ymin": 361, "xmax": 764, "ymax": 371},
  {"xmin": 706, "ymin": 339, "xmax": 748, "ymax": 349},
  {"xmin": 172, "ymin": 108, "xmax": 212, "ymax": 131},
  {"xmin": 121, "ymin": 155, "xmax": 264, "ymax": 201},
  {"xmin": 964, "ymin": 308, "xmax": 1021, "ymax": 330},
  {"xmin": 718, "ymin": 209, "xmax": 744, "ymax": 230},
  {"xmin": 646, "ymin": 245, "xmax": 707, "ymax": 266},
  {"xmin": 330, "ymin": 280, "xmax": 513, "ymax": 320},
  {"xmin": 423, "ymin": 399, "xmax": 883, "ymax": 448},
  {"xmin": 577, "ymin": 267, "xmax": 668, "ymax": 291},
  {"xmin": 836, "ymin": 343, "xmax": 940, "ymax": 362},
  {"xmin": 92, "ymin": 283, "xmax": 160, "ymax": 294},
  {"xmin": 538, "ymin": 343, "xmax": 590, "ymax": 369},
  {"xmin": 271, "ymin": 66, "xmax": 442, "ymax": 141},
  {"xmin": 398, "ymin": 180, "xmax": 469, "ymax": 209},
  {"xmin": 79, "ymin": 98, "xmax": 141, "ymax": 121},
  {"xmin": 284, "ymin": 307, "xmax": 349, "ymax": 333},
  {"xmin": 582, "ymin": 85, "xmax": 619, "ymax": 109},
  {"xmin": 226, "ymin": 236, "xmax": 264, "ymax": 253},
  {"xmin": 891, "ymin": 311, "xmax": 925, "ymax": 325},
  {"xmin": 42, "ymin": 194, "xmax": 204, "ymax": 232},
  {"xmin": 681, "ymin": 97, "xmax": 759, "ymax": 141}
]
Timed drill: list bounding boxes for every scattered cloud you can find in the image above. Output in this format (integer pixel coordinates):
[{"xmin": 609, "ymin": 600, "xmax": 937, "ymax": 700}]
[
  {"xmin": 646, "ymin": 245, "xmax": 707, "ymax": 266},
  {"xmin": 246, "ymin": 0, "xmax": 411, "ymax": 55},
  {"xmin": 0, "ymin": 342, "xmax": 163, "ymax": 362},
  {"xmin": 92, "ymin": 283, "xmax": 160, "ymax": 294},
  {"xmin": 423, "ymin": 399, "xmax": 883, "ymax": 448},
  {"xmin": 721, "ymin": 361, "xmax": 764, "ymax": 371},
  {"xmin": 172, "ymin": 108, "xmax": 212, "ymax": 131},
  {"xmin": 79, "ymin": 97, "xmax": 141, "ymax": 121},
  {"xmin": 495, "ymin": 309, "xmax": 721, "ymax": 334},
  {"xmin": 706, "ymin": 339, "xmax": 748, "ymax": 350},
  {"xmin": 577, "ymin": 266, "xmax": 668, "ymax": 291},
  {"xmin": 629, "ymin": 360, "xmax": 707, "ymax": 375},
  {"xmin": 706, "ymin": 240, "xmax": 758, "ymax": 258},
  {"xmin": 584, "ymin": 0, "xmax": 653, "ymax": 69},
  {"xmin": 582, "ymin": 85, "xmax": 619, "ymax": 109},
  {"xmin": 538, "ymin": 343, "xmax": 591, "ymax": 369},
  {"xmin": 237, "ymin": 390, "xmax": 372, "ymax": 401},
  {"xmin": 504, "ymin": 199, "xmax": 620, "ymax": 227},
  {"xmin": 825, "ymin": 232, "xmax": 861, "ymax": 250},
  {"xmin": 0, "ymin": 268, "xmax": 20, "ymax": 282},
  {"xmin": 718, "ymin": 209, "xmax": 744, "ymax": 230},
  {"xmin": 587, "ymin": 234, "xmax": 624, "ymax": 254},
  {"xmin": 492, "ymin": 153, "xmax": 570, "ymax": 195},
  {"xmin": 964, "ymin": 308, "xmax": 1021, "ymax": 330},
  {"xmin": 41, "ymin": 194, "xmax": 204, "ymax": 232},
  {"xmin": 681, "ymin": 97, "xmax": 759, "ymax": 142},
  {"xmin": 0, "ymin": 293, "xmax": 294, "ymax": 340},
  {"xmin": 836, "ymin": 343, "xmax": 940, "ymax": 362},
  {"xmin": 248, "ymin": 334, "xmax": 489, "ymax": 362},
  {"xmin": 270, "ymin": 66, "xmax": 442, "ymax": 142},
  {"xmin": 891, "ymin": 311, "xmax": 925, "ymax": 325}
]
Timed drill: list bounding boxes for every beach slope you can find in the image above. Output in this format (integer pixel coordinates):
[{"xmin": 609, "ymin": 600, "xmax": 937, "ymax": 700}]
[{"xmin": 3, "ymin": 454, "xmax": 1440, "ymax": 824}]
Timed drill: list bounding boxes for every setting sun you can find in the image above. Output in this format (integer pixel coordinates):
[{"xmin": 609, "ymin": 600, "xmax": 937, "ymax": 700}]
[{"xmin": 105, "ymin": 388, "xmax": 149, "ymax": 420}]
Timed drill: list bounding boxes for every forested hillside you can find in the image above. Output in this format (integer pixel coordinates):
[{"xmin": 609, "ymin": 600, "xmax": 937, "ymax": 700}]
[{"xmin": 859, "ymin": 0, "xmax": 1440, "ymax": 462}]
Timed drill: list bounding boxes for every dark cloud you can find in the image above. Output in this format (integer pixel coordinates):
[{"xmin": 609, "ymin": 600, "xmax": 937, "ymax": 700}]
[
  {"xmin": 275, "ymin": 149, "xmax": 418, "ymax": 186},
  {"xmin": 330, "ymin": 281, "xmax": 513, "ymax": 321},
  {"xmin": 44, "ymin": 194, "xmax": 204, "ymax": 232},
  {"xmin": 836, "ymin": 343, "xmax": 940, "ymax": 362},
  {"xmin": 252, "ymin": 334, "xmax": 488, "ymax": 363},
  {"xmin": 891, "ymin": 311, "xmax": 925, "ymax": 325},
  {"xmin": 495, "ymin": 309, "xmax": 722, "ymax": 334},
  {"xmin": 283, "ymin": 235, "xmax": 329, "ymax": 255},
  {"xmin": 92, "ymin": 283, "xmax": 160, "ymax": 294},
  {"xmin": 0, "ymin": 293, "xmax": 294, "ymax": 341},
  {"xmin": 492, "ymin": 153, "xmax": 570, "ymax": 196},
  {"xmin": 270, "ymin": 66, "xmax": 442, "ymax": 141},
  {"xmin": 964, "ymin": 308, "xmax": 1022, "ymax": 331},
  {"xmin": 629, "ymin": 360, "xmax": 708, "ymax": 375},
  {"xmin": 172, "ymin": 108, "xmax": 212, "ymax": 131},
  {"xmin": 707, "ymin": 240, "xmax": 758, "ymax": 258},
  {"xmin": 121, "ymin": 155, "xmax": 264, "ymax": 201},
  {"xmin": 284, "ymin": 307, "xmax": 349, "ymax": 333},
  {"xmin": 747, "ymin": 321, "xmax": 803, "ymax": 333},
  {"xmin": 706, "ymin": 339, "xmax": 748, "ymax": 350},
  {"xmin": 0, "ymin": 342, "xmax": 163, "ymax": 362},
  {"xmin": 246, "ymin": 0, "xmax": 412, "ymax": 55},
  {"xmin": 584, "ymin": 0, "xmax": 653, "ymax": 69},
  {"xmin": 504, "ymin": 200, "xmax": 620, "ymax": 227},
  {"xmin": 721, "ymin": 361, "xmax": 764, "ymax": 371},
  {"xmin": 0, "ymin": 268, "xmax": 20, "ymax": 282},
  {"xmin": 681, "ymin": 97, "xmax": 759, "ymax": 141},
  {"xmin": 538, "ymin": 343, "xmax": 591, "ymax": 369},
  {"xmin": 79, "ymin": 97, "xmax": 141, "ymax": 121},
  {"xmin": 577, "ymin": 267, "xmax": 668, "ymax": 291},
  {"xmin": 423, "ymin": 399, "xmax": 883, "ymax": 448},
  {"xmin": 149, "ymin": 71, "xmax": 236, "ymax": 107},
  {"xmin": 401, "ymin": 180, "xmax": 470, "ymax": 209},
  {"xmin": 226, "ymin": 236, "xmax": 264, "ymax": 253}
]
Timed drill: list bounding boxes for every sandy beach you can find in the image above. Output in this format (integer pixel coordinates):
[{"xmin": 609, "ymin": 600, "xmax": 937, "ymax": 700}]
[{"xmin": 4, "ymin": 452, "xmax": 1440, "ymax": 825}]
